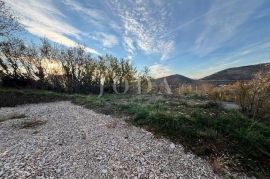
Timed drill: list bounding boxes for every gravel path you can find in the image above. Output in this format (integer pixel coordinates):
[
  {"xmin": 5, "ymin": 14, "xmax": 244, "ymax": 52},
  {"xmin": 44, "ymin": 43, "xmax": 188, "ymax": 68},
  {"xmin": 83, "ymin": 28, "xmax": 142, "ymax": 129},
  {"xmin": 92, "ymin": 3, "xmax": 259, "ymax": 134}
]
[{"xmin": 0, "ymin": 101, "xmax": 220, "ymax": 178}]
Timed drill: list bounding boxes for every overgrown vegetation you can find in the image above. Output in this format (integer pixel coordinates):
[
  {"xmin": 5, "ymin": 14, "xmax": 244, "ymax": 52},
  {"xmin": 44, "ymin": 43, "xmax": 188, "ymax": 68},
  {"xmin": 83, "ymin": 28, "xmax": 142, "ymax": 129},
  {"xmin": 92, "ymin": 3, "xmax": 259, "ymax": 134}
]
[
  {"xmin": 0, "ymin": 1, "xmax": 148, "ymax": 94},
  {"xmin": 1, "ymin": 1, "xmax": 269, "ymax": 177},
  {"xmin": 1, "ymin": 87, "xmax": 269, "ymax": 177},
  {"xmin": 235, "ymin": 71, "xmax": 270, "ymax": 120},
  {"xmin": 0, "ymin": 88, "xmax": 71, "ymax": 107},
  {"xmin": 73, "ymin": 93, "xmax": 270, "ymax": 177},
  {"xmin": 198, "ymin": 69, "xmax": 270, "ymax": 123},
  {"xmin": 1, "ymin": 86, "xmax": 269, "ymax": 177},
  {"xmin": 0, "ymin": 38, "xmax": 143, "ymax": 94}
]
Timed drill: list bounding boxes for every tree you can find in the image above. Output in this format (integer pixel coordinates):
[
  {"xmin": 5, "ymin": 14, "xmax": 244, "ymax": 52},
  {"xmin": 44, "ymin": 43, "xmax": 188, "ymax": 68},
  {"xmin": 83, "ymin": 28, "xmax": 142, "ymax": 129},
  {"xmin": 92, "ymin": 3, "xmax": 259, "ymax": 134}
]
[
  {"xmin": 0, "ymin": 38, "xmax": 26, "ymax": 78},
  {"xmin": 0, "ymin": 0, "xmax": 21, "ymax": 38},
  {"xmin": 105, "ymin": 55, "xmax": 120, "ymax": 88},
  {"xmin": 60, "ymin": 46, "xmax": 89, "ymax": 92},
  {"xmin": 0, "ymin": 0, "xmax": 23, "ymax": 87},
  {"xmin": 81, "ymin": 54, "xmax": 96, "ymax": 89},
  {"xmin": 235, "ymin": 70, "xmax": 270, "ymax": 119},
  {"xmin": 138, "ymin": 66, "xmax": 151, "ymax": 93}
]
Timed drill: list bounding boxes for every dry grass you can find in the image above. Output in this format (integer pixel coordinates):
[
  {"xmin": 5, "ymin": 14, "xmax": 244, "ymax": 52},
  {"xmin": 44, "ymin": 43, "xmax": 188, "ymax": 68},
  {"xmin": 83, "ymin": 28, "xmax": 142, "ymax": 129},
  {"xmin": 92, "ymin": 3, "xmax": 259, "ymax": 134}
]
[{"xmin": 210, "ymin": 155, "xmax": 228, "ymax": 174}]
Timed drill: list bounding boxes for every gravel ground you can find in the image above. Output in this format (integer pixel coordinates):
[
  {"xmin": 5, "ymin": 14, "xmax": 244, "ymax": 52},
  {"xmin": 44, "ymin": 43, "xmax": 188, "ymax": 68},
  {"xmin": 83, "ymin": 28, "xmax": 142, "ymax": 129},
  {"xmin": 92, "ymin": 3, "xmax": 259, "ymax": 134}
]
[{"xmin": 0, "ymin": 101, "xmax": 226, "ymax": 178}]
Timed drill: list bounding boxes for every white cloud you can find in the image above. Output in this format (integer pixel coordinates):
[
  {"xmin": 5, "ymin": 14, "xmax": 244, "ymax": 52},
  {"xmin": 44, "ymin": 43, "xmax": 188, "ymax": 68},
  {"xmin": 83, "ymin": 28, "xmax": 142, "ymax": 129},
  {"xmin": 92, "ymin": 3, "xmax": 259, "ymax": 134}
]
[
  {"xmin": 160, "ymin": 41, "xmax": 175, "ymax": 61},
  {"xmin": 189, "ymin": 39, "xmax": 270, "ymax": 79},
  {"xmin": 63, "ymin": 0, "xmax": 104, "ymax": 20},
  {"xmin": 5, "ymin": 0, "xmax": 100, "ymax": 55},
  {"xmin": 62, "ymin": 0, "xmax": 121, "ymax": 32},
  {"xmin": 123, "ymin": 36, "xmax": 135, "ymax": 59},
  {"xmin": 109, "ymin": 0, "xmax": 175, "ymax": 60},
  {"xmin": 149, "ymin": 64, "xmax": 172, "ymax": 78},
  {"xmin": 90, "ymin": 32, "xmax": 118, "ymax": 48},
  {"xmin": 194, "ymin": 0, "xmax": 263, "ymax": 56},
  {"xmin": 7, "ymin": 0, "xmax": 175, "ymax": 59},
  {"xmin": 84, "ymin": 47, "xmax": 100, "ymax": 55}
]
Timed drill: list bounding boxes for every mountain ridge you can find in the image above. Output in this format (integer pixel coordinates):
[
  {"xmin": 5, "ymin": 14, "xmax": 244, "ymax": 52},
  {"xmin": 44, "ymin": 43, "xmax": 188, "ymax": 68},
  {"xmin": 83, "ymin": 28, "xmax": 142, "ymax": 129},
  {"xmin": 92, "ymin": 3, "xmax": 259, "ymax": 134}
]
[
  {"xmin": 155, "ymin": 62, "xmax": 270, "ymax": 85},
  {"xmin": 201, "ymin": 62, "xmax": 270, "ymax": 81}
]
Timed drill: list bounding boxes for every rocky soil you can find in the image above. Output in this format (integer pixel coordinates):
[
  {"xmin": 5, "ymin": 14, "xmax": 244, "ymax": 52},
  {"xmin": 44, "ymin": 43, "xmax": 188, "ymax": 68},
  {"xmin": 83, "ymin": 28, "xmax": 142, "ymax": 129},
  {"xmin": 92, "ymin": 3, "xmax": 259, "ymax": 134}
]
[{"xmin": 0, "ymin": 101, "xmax": 222, "ymax": 178}]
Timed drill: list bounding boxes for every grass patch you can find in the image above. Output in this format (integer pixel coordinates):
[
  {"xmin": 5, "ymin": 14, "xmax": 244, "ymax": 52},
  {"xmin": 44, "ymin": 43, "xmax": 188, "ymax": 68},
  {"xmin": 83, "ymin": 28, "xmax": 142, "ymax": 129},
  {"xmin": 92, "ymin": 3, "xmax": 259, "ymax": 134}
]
[
  {"xmin": 0, "ymin": 88, "xmax": 269, "ymax": 177},
  {"xmin": 0, "ymin": 88, "xmax": 72, "ymax": 107},
  {"xmin": 71, "ymin": 93, "xmax": 270, "ymax": 177}
]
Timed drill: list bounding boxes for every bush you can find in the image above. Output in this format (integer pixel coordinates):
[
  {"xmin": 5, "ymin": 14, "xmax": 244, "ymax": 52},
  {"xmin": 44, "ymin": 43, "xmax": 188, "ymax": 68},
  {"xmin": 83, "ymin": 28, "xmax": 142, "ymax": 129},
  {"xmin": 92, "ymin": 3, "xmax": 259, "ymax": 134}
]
[
  {"xmin": 235, "ymin": 70, "xmax": 270, "ymax": 119},
  {"xmin": 23, "ymin": 90, "xmax": 266, "ymax": 176},
  {"xmin": 134, "ymin": 108, "xmax": 149, "ymax": 122}
]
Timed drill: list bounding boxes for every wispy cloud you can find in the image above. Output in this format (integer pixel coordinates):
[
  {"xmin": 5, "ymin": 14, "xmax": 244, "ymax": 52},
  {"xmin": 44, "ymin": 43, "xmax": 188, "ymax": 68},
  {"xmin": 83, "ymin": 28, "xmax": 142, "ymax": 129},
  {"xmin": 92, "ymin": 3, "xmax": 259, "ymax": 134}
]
[
  {"xmin": 149, "ymin": 64, "xmax": 172, "ymax": 78},
  {"xmin": 123, "ymin": 36, "xmax": 135, "ymax": 59},
  {"xmin": 90, "ymin": 32, "xmax": 118, "ymax": 48},
  {"xmin": 6, "ymin": 0, "xmax": 100, "ymax": 55},
  {"xmin": 190, "ymin": 39, "xmax": 270, "ymax": 79},
  {"xmin": 193, "ymin": 0, "xmax": 264, "ymax": 56},
  {"xmin": 5, "ymin": 0, "xmax": 270, "ymax": 77},
  {"xmin": 160, "ymin": 1, "xmax": 238, "ymax": 39},
  {"xmin": 62, "ymin": 0, "xmax": 121, "ymax": 32},
  {"xmin": 160, "ymin": 41, "xmax": 175, "ymax": 61},
  {"xmin": 253, "ymin": 8, "xmax": 270, "ymax": 19},
  {"xmin": 108, "ymin": 0, "xmax": 175, "ymax": 60}
]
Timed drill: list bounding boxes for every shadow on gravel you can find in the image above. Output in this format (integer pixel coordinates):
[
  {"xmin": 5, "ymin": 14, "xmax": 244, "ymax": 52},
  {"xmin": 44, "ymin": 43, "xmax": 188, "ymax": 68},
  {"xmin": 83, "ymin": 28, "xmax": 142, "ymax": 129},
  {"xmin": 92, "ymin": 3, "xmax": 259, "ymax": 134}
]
[
  {"xmin": 0, "ymin": 113, "xmax": 27, "ymax": 122},
  {"xmin": 13, "ymin": 120, "xmax": 47, "ymax": 129}
]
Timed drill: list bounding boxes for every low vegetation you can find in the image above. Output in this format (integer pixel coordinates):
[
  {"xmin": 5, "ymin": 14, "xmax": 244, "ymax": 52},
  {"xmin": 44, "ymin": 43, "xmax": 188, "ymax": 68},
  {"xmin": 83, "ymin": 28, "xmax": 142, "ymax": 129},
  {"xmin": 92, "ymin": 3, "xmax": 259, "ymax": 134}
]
[
  {"xmin": 1, "ymin": 87, "xmax": 269, "ymax": 177},
  {"xmin": 235, "ymin": 71, "xmax": 270, "ymax": 120},
  {"xmin": 199, "ymin": 69, "xmax": 270, "ymax": 124},
  {"xmin": 0, "ymin": 88, "xmax": 71, "ymax": 107},
  {"xmin": 1, "ymin": 1, "xmax": 269, "ymax": 177},
  {"xmin": 0, "ymin": 38, "xmax": 145, "ymax": 94},
  {"xmin": 73, "ymin": 94, "xmax": 270, "ymax": 177}
]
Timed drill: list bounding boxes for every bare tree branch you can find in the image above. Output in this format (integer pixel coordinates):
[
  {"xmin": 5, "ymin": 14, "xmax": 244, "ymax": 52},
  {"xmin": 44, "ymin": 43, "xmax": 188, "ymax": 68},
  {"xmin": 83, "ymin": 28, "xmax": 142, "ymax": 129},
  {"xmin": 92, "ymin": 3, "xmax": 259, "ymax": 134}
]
[{"xmin": 0, "ymin": 0, "xmax": 22, "ymax": 37}]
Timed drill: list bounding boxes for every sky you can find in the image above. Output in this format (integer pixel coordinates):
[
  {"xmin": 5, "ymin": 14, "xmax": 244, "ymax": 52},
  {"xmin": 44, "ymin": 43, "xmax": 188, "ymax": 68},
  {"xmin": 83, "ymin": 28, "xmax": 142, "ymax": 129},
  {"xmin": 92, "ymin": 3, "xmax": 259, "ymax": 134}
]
[{"xmin": 5, "ymin": 0, "xmax": 270, "ymax": 79}]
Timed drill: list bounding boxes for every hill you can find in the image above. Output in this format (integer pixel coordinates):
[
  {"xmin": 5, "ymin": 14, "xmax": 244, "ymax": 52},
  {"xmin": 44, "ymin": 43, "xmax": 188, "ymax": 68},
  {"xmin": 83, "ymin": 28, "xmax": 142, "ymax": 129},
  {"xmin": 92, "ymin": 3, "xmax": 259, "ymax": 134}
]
[
  {"xmin": 155, "ymin": 63, "xmax": 270, "ymax": 86},
  {"xmin": 155, "ymin": 74, "xmax": 195, "ymax": 87},
  {"xmin": 200, "ymin": 63, "xmax": 270, "ymax": 82}
]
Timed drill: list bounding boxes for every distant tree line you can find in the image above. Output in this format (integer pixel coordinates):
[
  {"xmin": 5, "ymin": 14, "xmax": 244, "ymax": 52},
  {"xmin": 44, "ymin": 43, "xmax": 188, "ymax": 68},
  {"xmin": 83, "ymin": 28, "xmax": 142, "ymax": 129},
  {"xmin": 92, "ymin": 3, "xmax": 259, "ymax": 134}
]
[
  {"xmin": 0, "ymin": 38, "xmax": 146, "ymax": 93},
  {"xmin": 0, "ymin": 0, "xmax": 151, "ymax": 94}
]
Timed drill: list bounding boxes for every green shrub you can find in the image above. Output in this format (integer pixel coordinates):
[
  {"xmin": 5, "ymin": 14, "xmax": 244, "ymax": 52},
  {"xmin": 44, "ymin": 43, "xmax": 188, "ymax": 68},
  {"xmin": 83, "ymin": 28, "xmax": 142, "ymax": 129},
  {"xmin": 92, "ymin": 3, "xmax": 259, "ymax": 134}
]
[{"xmin": 133, "ymin": 108, "xmax": 149, "ymax": 122}]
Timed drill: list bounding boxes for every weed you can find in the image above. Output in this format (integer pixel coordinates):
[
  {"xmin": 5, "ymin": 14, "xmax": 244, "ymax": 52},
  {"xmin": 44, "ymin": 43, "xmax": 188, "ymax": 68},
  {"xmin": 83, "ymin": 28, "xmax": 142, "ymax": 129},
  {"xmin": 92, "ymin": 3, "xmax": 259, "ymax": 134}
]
[
  {"xmin": 1, "ymin": 88, "xmax": 269, "ymax": 177},
  {"xmin": 0, "ymin": 88, "xmax": 71, "ymax": 107}
]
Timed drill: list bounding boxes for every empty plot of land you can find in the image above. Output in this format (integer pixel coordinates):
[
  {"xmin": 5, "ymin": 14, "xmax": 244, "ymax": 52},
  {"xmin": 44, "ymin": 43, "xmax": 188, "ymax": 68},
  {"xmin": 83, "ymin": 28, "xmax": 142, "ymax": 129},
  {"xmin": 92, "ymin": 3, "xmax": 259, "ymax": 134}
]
[{"xmin": 0, "ymin": 102, "xmax": 219, "ymax": 178}]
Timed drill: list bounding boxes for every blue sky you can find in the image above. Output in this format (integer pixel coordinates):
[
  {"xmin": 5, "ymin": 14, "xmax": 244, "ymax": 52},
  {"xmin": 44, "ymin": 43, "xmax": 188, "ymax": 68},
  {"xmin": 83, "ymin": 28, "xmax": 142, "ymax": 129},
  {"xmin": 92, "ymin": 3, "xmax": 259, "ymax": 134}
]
[{"xmin": 6, "ymin": 0, "xmax": 270, "ymax": 78}]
